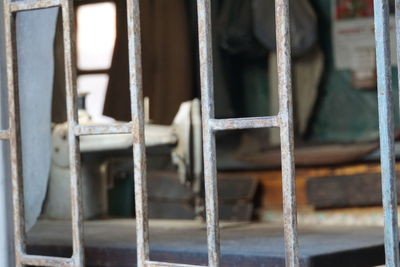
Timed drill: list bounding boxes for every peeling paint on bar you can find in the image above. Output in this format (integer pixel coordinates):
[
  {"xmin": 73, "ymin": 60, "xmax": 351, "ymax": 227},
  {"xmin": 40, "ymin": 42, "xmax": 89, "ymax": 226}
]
[
  {"xmin": 2, "ymin": 0, "xmax": 400, "ymax": 266},
  {"xmin": 9, "ymin": 0, "xmax": 61, "ymax": 13},
  {"xmin": 146, "ymin": 260, "xmax": 207, "ymax": 267},
  {"xmin": 4, "ymin": 0, "xmax": 83, "ymax": 265},
  {"xmin": 0, "ymin": 129, "xmax": 9, "ymax": 140},
  {"xmin": 2, "ymin": 0, "xmax": 301, "ymax": 266},
  {"xmin": 209, "ymin": 116, "xmax": 280, "ymax": 132},
  {"xmin": 196, "ymin": 0, "xmax": 220, "ymax": 266},
  {"xmin": 60, "ymin": 0, "xmax": 84, "ymax": 265},
  {"xmin": 20, "ymin": 254, "xmax": 73, "ymax": 266},
  {"xmin": 195, "ymin": 0, "xmax": 300, "ymax": 266},
  {"xmin": 275, "ymin": 0, "xmax": 299, "ymax": 266},
  {"xmin": 374, "ymin": 0, "xmax": 400, "ymax": 266},
  {"xmin": 3, "ymin": 0, "xmax": 26, "ymax": 265},
  {"xmin": 74, "ymin": 123, "xmax": 133, "ymax": 136},
  {"xmin": 126, "ymin": 0, "xmax": 149, "ymax": 266}
]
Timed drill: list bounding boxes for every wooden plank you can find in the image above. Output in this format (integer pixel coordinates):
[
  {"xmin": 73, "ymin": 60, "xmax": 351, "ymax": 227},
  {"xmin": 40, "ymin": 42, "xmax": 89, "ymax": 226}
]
[{"xmin": 307, "ymin": 173, "xmax": 400, "ymax": 209}]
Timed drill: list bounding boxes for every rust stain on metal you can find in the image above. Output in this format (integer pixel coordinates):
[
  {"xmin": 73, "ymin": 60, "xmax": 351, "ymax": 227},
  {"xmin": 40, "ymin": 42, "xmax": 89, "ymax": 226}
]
[
  {"xmin": 0, "ymin": 129, "xmax": 10, "ymax": 139},
  {"xmin": 21, "ymin": 254, "xmax": 73, "ymax": 266},
  {"xmin": 61, "ymin": 0, "xmax": 85, "ymax": 264},
  {"xmin": 126, "ymin": 0, "xmax": 149, "ymax": 266},
  {"xmin": 3, "ymin": 0, "xmax": 84, "ymax": 265},
  {"xmin": 3, "ymin": 0, "xmax": 26, "ymax": 265},
  {"xmin": 74, "ymin": 123, "xmax": 133, "ymax": 136},
  {"xmin": 146, "ymin": 260, "xmax": 207, "ymax": 267},
  {"xmin": 9, "ymin": 0, "xmax": 61, "ymax": 13},
  {"xmin": 275, "ymin": 0, "xmax": 299, "ymax": 266},
  {"xmin": 210, "ymin": 116, "xmax": 280, "ymax": 132},
  {"xmin": 2, "ymin": 0, "xmax": 300, "ymax": 266},
  {"xmin": 197, "ymin": 0, "xmax": 220, "ymax": 266}
]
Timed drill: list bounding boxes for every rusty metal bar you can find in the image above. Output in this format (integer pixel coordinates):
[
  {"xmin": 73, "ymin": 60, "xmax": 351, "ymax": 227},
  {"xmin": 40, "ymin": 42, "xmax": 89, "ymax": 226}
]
[
  {"xmin": 196, "ymin": 0, "xmax": 220, "ymax": 266},
  {"xmin": 20, "ymin": 254, "xmax": 73, "ymax": 266},
  {"xmin": 3, "ymin": 0, "xmax": 79, "ymax": 265},
  {"xmin": 209, "ymin": 116, "xmax": 279, "ymax": 131},
  {"xmin": 195, "ymin": 0, "xmax": 299, "ymax": 266},
  {"xmin": 74, "ymin": 123, "xmax": 132, "ymax": 136},
  {"xmin": 126, "ymin": 0, "xmax": 149, "ymax": 266},
  {"xmin": 146, "ymin": 261, "xmax": 206, "ymax": 267},
  {"xmin": 61, "ymin": 0, "xmax": 84, "ymax": 265},
  {"xmin": 375, "ymin": 0, "xmax": 400, "ymax": 266},
  {"xmin": 3, "ymin": 0, "xmax": 26, "ymax": 266},
  {"xmin": 1, "ymin": 0, "xmax": 299, "ymax": 266},
  {"xmin": 0, "ymin": 129, "xmax": 9, "ymax": 140},
  {"xmin": 9, "ymin": 0, "xmax": 61, "ymax": 13},
  {"xmin": 275, "ymin": 0, "xmax": 299, "ymax": 266}
]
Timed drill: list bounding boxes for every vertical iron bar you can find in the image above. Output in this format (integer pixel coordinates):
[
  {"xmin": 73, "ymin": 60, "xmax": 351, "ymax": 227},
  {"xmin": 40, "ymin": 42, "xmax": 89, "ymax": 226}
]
[
  {"xmin": 126, "ymin": 0, "xmax": 149, "ymax": 266},
  {"xmin": 61, "ymin": 0, "xmax": 84, "ymax": 265},
  {"xmin": 374, "ymin": 0, "xmax": 400, "ymax": 266},
  {"xmin": 395, "ymin": 3, "xmax": 400, "ymax": 264},
  {"xmin": 196, "ymin": 0, "xmax": 220, "ymax": 266},
  {"xmin": 3, "ymin": 1, "xmax": 25, "ymax": 266},
  {"xmin": 0, "ymin": 0, "xmax": 14, "ymax": 265},
  {"xmin": 396, "ymin": 1, "xmax": 400, "ymax": 89},
  {"xmin": 275, "ymin": 0, "xmax": 299, "ymax": 266}
]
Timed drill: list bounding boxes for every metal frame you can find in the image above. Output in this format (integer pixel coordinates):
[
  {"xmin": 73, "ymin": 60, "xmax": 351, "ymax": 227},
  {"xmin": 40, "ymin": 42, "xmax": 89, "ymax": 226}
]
[
  {"xmin": 1, "ymin": 0, "xmax": 299, "ymax": 266},
  {"xmin": 134, "ymin": 0, "xmax": 299, "ymax": 266},
  {"xmin": 3, "ymin": 0, "xmax": 83, "ymax": 266},
  {"xmin": 4, "ymin": 0, "xmax": 400, "ymax": 266}
]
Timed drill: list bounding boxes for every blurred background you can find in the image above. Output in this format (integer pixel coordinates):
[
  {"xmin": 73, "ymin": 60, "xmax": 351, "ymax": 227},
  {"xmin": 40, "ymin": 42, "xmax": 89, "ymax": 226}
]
[
  {"xmin": 3, "ymin": 0, "xmax": 400, "ymax": 266},
  {"xmin": 57, "ymin": 0, "xmax": 400, "ymax": 225}
]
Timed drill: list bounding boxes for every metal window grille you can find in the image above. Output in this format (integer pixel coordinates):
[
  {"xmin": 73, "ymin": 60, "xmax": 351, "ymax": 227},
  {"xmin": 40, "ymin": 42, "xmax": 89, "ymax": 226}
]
[
  {"xmin": 195, "ymin": 0, "xmax": 298, "ymax": 266},
  {"xmin": 2, "ymin": 0, "xmax": 84, "ymax": 265},
  {"xmin": 1, "ymin": 0, "xmax": 299, "ymax": 266}
]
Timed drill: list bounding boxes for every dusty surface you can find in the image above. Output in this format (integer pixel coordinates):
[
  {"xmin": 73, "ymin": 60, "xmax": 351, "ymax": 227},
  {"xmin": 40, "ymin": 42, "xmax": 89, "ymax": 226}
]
[{"xmin": 27, "ymin": 219, "xmax": 386, "ymax": 266}]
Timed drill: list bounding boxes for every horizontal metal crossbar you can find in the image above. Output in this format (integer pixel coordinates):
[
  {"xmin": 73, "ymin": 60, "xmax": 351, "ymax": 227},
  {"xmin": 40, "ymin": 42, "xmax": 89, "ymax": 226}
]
[
  {"xmin": 146, "ymin": 261, "xmax": 207, "ymax": 267},
  {"xmin": 20, "ymin": 254, "xmax": 73, "ymax": 266},
  {"xmin": 74, "ymin": 123, "xmax": 133, "ymax": 136},
  {"xmin": 209, "ymin": 116, "xmax": 280, "ymax": 131},
  {"xmin": 0, "ymin": 129, "xmax": 9, "ymax": 140},
  {"xmin": 9, "ymin": 0, "xmax": 61, "ymax": 12}
]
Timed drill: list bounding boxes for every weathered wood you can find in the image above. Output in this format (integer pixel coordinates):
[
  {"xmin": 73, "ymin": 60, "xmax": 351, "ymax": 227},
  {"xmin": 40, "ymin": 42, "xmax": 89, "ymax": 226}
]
[{"xmin": 307, "ymin": 173, "xmax": 400, "ymax": 209}]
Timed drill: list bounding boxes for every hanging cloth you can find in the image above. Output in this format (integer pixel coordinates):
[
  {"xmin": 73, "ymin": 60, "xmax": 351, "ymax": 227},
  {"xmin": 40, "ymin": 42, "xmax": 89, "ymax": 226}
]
[{"xmin": 217, "ymin": 0, "xmax": 318, "ymax": 57}]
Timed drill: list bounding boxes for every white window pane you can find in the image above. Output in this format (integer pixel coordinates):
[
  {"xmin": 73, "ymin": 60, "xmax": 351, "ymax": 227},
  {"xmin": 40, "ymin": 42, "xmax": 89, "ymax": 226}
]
[
  {"xmin": 77, "ymin": 74, "xmax": 109, "ymax": 122},
  {"xmin": 77, "ymin": 3, "xmax": 116, "ymax": 70}
]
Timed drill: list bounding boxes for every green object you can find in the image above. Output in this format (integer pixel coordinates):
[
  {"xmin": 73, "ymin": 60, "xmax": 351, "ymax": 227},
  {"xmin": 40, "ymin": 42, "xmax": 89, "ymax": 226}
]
[
  {"xmin": 108, "ymin": 174, "xmax": 134, "ymax": 217},
  {"xmin": 241, "ymin": 60, "xmax": 270, "ymax": 117},
  {"xmin": 217, "ymin": 51, "xmax": 270, "ymax": 119},
  {"xmin": 308, "ymin": 0, "xmax": 399, "ymax": 143}
]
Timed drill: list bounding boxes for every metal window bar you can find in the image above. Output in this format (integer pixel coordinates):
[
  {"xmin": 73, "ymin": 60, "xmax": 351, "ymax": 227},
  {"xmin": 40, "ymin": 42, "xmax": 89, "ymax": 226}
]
[
  {"xmin": 196, "ymin": 0, "xmax": 299, "ymax": 266},
  {"xmin": 2, "ymin": 0, "xmax": 83, "ymax": 266},
  {"xmin": 1, "ymin": 0, "xmax": 299, "ymax": 267},
  {"xmin": 375, "ymin": 0, "xmax": 400, "ymax": 266},
  {"xmin": 133, "ymin": 0, "xmax": 299, "ymax": 266}
]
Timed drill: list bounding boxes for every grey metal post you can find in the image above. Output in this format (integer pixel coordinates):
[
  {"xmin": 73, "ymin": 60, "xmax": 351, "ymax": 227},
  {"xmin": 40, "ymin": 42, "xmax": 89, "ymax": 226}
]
[{"xmin": 374, "ymin": 0, "xmax": 400, "ymax": 266}]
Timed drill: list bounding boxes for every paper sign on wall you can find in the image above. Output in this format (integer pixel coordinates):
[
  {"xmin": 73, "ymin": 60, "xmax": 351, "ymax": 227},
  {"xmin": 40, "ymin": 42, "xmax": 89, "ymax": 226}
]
[{"xmin": 333, "ymin": 0, "xmax": 397, "ymax": 73}]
